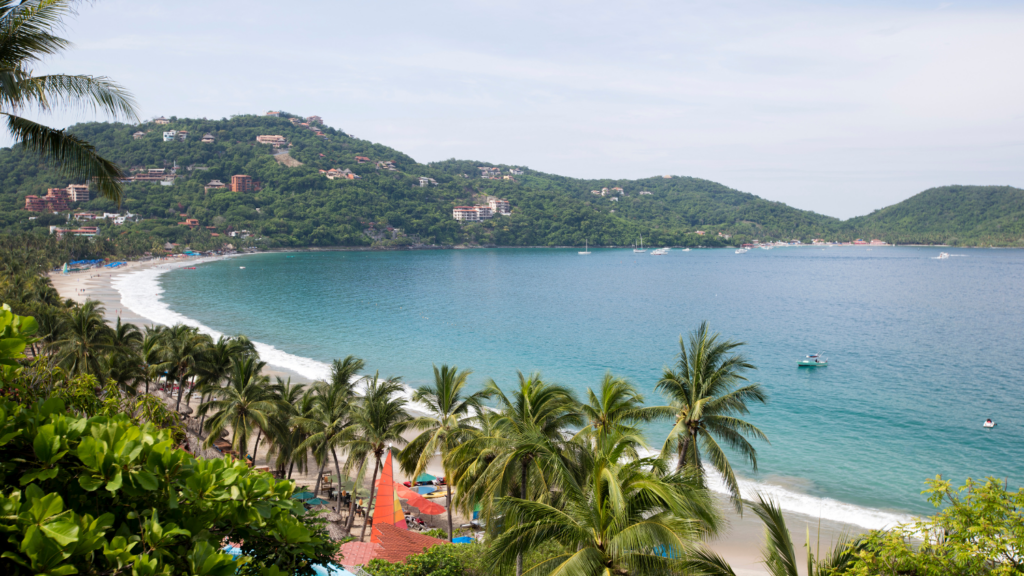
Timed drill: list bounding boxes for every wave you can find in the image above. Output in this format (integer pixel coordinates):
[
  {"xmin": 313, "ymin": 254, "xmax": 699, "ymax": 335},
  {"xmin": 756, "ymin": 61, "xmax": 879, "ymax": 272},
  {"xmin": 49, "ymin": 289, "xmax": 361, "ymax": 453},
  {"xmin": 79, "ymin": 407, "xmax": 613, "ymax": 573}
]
[{"xmin": 113, "ymin": 257, "xmax": 917, "ymax": 532}]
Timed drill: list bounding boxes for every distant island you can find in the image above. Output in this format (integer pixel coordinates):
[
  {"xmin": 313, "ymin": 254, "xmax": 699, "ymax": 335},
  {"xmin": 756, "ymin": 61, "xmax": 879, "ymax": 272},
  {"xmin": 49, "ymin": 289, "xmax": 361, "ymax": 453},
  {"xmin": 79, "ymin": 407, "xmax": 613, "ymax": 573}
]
[{"xmin": 1, "ymin": 111, "xmax": 1023, "ymax": 256}]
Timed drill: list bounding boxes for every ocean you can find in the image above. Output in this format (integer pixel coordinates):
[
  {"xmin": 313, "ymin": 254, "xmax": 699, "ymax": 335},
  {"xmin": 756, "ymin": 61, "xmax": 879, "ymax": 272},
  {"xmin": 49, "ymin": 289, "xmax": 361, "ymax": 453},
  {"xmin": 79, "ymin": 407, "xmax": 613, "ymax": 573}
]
[{"xmin": 115, "ymin": 247, "xmax": 1024, "ymax": 529}]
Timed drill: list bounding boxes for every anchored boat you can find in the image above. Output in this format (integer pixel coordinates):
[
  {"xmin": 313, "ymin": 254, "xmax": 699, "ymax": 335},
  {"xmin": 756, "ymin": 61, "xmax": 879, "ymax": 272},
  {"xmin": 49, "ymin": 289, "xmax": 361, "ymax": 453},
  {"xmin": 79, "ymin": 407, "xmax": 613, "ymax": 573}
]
[{"xmin": 798, "ymin": 353, "xmax": 828, "ymax": 367}]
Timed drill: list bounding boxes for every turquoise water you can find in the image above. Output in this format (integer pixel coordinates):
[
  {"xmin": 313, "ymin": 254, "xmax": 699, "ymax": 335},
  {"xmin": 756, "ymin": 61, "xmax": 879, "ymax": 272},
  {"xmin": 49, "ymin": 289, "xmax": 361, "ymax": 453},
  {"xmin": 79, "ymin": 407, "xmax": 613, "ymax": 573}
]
[{"xmin": 156, "ymin": 247, "xmax": 1024, "ymax": 519}]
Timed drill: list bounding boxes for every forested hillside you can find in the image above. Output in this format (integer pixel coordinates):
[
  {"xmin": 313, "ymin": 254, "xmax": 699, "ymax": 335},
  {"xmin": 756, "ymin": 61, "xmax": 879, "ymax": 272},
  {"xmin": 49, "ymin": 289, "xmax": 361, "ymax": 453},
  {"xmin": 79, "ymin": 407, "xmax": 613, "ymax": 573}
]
[
  {"xmin": 0, "ymin": 114, "xmax": 1019, "ymax": 254},
  {"xmin": 842, "ymin": 185, "xmax": 1024, "ymax": 246}
]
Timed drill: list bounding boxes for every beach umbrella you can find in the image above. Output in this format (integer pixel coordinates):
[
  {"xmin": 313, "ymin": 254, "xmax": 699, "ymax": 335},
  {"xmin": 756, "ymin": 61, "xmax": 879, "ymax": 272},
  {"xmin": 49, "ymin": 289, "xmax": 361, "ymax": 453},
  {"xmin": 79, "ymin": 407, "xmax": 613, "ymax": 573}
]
[
  {"xmin": 179, "ymin": 406, "xmax": 193, "ymax": 416},
  {"xmin": 394, "ymin": 482, "xmax": 445, "ymax": 515},
  {"xmin": 415, "ymin": 473, "xmax": 436, "ymax": 483},
  {"xmin": 307, "ymin": 498, "xmax": 330, "ymax": 506},
  {"xmin": 326, "ymin": 523, "xmax": 350, "ymax": 542},
  {"xmin": 292, "ymin": 492, "xmax": 315, "ymax": 500},
  {"xmin": 325, "ymin": 512, "xmax": 343, "ymax": 522}
]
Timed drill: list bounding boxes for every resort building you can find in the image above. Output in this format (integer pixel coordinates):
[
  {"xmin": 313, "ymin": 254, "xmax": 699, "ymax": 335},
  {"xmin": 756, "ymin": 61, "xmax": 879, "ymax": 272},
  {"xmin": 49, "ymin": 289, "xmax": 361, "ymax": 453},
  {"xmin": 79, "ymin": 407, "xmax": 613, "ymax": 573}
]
[
  {"xmin": 230, "ymin": 175, "xmax": 254, "ymax": 193},
  {"xmin": 256, "ymin": 135, "xmax": 287, "ymax": 146},
  {"xmin": 355, "ymin": 156, "xmax": 370, "ymax": 164},
  {"xmin": 488, "ymin": 198, "xmax": 511, "ymax": 215},
  {"xmin": 176, "ymin": 130, "xmax": 188, "ymax": 141},
  {"xmin": 52, "ymin": 226, "xmax": 98, "ymax": 238},
  {"xmin": 453, "ymin": 206, "xmax": 480, "ymax": 221},
  {"xmin": 162, "ymin": 130, "xmax": 177, "ymax": 142},
  {"xmin": 67, "ymin": 184, "xmax": 89, "ymax": 202},
  {"xmin": 132, "ymin": 131, "xmax": 146, "ymax": 140},
  {"xmin": 154, "ymin": 117, "xmax": 169, "ymax": 125},
  {"xmin": 201, "ymin": 133, "xmax": 215, "ymax": 143},
  {"xmin": 178, "ymin": 218, "xmax": 200, "ymax": 229},
  {"xmin": 25, "ymin": 188, "xmax": 71, "ymax": 212},
  {"xmin": 204, "ymin": 180, "xmax": 226, "ymax": 193}
]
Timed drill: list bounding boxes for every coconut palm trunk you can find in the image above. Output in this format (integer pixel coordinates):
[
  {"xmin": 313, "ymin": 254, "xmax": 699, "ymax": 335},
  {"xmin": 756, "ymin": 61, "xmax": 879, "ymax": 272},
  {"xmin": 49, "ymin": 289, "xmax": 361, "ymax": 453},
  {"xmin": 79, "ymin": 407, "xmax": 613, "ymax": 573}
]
[
  {"xmin": 331, "ymin": 447, "xmax": 344, "ymax": 511},
  {"xmin": 358, "ymin": 456, "xmax": 381, "ymax": 542}
]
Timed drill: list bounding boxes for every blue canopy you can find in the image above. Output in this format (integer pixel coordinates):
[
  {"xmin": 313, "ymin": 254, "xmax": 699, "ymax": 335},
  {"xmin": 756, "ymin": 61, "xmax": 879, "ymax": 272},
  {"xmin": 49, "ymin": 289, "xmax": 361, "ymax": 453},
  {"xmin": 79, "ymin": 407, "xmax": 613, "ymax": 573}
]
[
  {"xmin": 292, "ymin": 492, "xmax": 315, "ymax": 500},
  {"xmin": 453, "ymin": 536, "xmax": 473, "ymax": 544}
]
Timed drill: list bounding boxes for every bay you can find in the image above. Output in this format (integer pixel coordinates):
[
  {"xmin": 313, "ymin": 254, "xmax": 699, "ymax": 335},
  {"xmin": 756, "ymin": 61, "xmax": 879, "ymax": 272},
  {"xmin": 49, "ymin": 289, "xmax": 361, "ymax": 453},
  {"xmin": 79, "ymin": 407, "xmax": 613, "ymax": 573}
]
[{"xmin": 157, "ymin": 247, "xmax": 1024, "ymax": 521}]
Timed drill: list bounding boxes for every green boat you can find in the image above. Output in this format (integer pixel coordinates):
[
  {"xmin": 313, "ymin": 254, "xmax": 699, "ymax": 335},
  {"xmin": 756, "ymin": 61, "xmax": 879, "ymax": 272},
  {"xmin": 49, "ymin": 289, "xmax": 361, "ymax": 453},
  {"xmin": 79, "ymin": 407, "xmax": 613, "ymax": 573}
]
[{"xmin": 798, "ymin": 353, "xmax": 828, "ymax": 367}]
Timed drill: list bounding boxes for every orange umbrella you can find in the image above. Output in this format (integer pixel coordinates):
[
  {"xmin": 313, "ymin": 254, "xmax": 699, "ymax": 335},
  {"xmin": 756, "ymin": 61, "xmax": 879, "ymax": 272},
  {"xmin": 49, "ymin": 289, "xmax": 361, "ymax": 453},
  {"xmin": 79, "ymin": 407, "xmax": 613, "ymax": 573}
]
[{"xmin": 394, "ymin": 482, "xmax": 446, "ymax": 515}]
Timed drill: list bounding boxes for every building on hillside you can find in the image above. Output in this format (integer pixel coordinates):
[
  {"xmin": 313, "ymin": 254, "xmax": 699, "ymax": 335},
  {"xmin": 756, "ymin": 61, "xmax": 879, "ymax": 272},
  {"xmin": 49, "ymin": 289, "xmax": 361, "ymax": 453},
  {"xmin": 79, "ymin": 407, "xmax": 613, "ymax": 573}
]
[
  {"xmin": 201, "ymin": 133, "xmax": 215, "ymax": 143},
  {"xmin": 176, "ymin": 130, "xmax": 188, "ymax": 141},
  {"xmin": 204, "ymin": 180, "xmax": 226, "ymax": 193},
  {"xmin": 24, "ymin": 195, "xmax": 46, "ymax": 212},
  {"xmin": 266, "ymin": 111, "xmax": 280, "ymax": 116},
  {"xmin": 154, "ymin": 117, "xmax": 169, "ymax": 125},
  {"xmin": 306, "ymin": 115, "xmax": 322, "ymax": 124},
  {"xmin": 591, "ymin": 190, "xmax": 601, "ymax": 195},
  {"xmin": 132, "ymin": 131, "xmax": 146, "ymax": 140},
  {"xmin": 256, "ymin": 135, "xmax": 287, "ymax": 146},
  {"xmin": 289, "ymin": 117, "xmax": 300, "ymax": 124},
  {"xmin": 52, "ymin": 226, "xmax": 98, "ymax": 238},
  {"xmin": 162, "ymin": 130, "xmax": 177, "ymax": 142},
  {"xmin": 355, "ymin": 156, "xmax": 370, "ymax": 164},
  {"xmin": 178, "ymin": 218, "xmax": 200, "ymax": 229},
  {"xmin": 694, "ymin": 230, "xmax": 705, "ymax": 236},
  {"xmin": 610, "ymin": 197, "xmax": 619, "ymax": 202},
  {"xmin": 453, "ymin": 206, "xmax": 480, "ymax": 221},
  {"xmin": 639, "ymin": 190, "xmax": 653, "ymax": 195},
  {"xmin": 230, "ymin": 175, "xmax": 254, "ymax": 193},
  {"xmin": 73, "ymin": 212, "xmax": 99, "ymax": 221},
  {"xmin": 67, "ymin": 184, "xmax": 90, "ymax": 202},
  {"xmin": 475, "ymin": 205, "xmax": 494, "ymax": 219},
  {"xmin": 509, "ymin": 168, "xmax": 524, "ymax": 175},
  {"xmin": 488, "ymin": 198, "xmax": 511, "ymax": 215},
  {"xmin": 663, "ymin": 175, "xmax": 673, "ymax": 178},
  {"xmin": 611, "ymin": 187, "xmax": 624, "ymax": 195},
  {"xmin": 418, "ymin": 176, "xmax": 438, "ymax": 187}
]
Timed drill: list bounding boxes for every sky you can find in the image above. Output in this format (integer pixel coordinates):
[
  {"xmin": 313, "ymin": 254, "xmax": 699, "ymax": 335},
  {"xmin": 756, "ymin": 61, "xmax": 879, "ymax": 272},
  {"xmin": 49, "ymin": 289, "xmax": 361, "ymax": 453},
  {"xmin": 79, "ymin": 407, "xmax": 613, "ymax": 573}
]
[{"xmin": 12, "ymin": 0, "xmax": 1024, "ymax": 219}]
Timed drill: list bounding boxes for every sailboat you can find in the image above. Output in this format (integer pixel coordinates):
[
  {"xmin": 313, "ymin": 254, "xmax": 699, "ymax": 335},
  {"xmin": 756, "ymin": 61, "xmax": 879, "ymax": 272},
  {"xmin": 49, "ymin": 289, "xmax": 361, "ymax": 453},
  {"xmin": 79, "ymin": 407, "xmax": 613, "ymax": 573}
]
[
  {"xmin": 579, "ymin": 240, "xmax": 591, "ymax": 255},
  {"xmin": 634, "ymin": 234, "xmax": 646, "ymax": 253}
]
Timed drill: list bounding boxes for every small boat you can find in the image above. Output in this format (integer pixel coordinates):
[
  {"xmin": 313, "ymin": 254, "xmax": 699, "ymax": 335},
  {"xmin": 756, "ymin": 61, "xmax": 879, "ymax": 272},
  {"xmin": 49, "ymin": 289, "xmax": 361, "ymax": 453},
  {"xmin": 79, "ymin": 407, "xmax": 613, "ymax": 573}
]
[
  {"xmin": 681, "ymin": 248, "xmax": 690, "ymax": 252},
  {"xmin": 579, "ymin": 240, "xmax": 591, "ymax": 255},
  {"xmin": 735, "ymin": 248, "xmax": 748, "ymax": 254},
  {"xmin": 983, "ymin": 419, "xmax": 996, "ymax": 428},
  {"xmin": 937, "ymin": 252, "xmax": 950, "ymax": 260},
  {"xmin": 798, "ymin": 353, "xmax": 828, "ymax": 367},
  {"xmin": 651, "ymin": 248, "xmax": 669, "ymax": 256},
  {"xmin": 634, "ymin": 235, "xmax": 646, "ymax": 253},
  {"xmin": 239, "ymin": 266, "xmax": 246, "ymax": 269}
]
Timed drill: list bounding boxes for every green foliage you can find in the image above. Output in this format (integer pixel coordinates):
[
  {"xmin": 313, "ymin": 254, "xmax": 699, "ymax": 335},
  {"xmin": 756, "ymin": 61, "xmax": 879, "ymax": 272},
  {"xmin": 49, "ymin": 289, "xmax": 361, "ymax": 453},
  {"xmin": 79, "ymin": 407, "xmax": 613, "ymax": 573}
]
[
  {"xmin": 423, "ymin": 528, "xmax": 448, "ymax": 540},
  {"xmin": 365, "ymin": 544, "xmax": 467, "ymax": 576},
  {"xmin": 0, "ymin": 303, "xmax": 37, "ymax": 382},
  {"xmin": 847, "ymin": 476, "xmax": 1024, "ymax": 576},
  {"xmin": 0, "ymin": 396, "xmax": 339, "ymax": 575}
]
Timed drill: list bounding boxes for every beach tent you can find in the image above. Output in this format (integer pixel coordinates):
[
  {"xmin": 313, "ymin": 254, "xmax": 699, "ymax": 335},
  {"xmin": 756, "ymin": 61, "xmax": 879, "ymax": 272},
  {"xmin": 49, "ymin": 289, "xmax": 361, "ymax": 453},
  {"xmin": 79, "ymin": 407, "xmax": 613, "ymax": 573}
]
[
  {"xmin": 394, "ymin": 482, "xmax": 445, "ymax": 515},
  {"xmin": 415, "ymin": 473, "xmax": 436, "ymax": 483},
  {"xmin": 369, "ymin": 450, "xmax": 407, "ymax": 543}
]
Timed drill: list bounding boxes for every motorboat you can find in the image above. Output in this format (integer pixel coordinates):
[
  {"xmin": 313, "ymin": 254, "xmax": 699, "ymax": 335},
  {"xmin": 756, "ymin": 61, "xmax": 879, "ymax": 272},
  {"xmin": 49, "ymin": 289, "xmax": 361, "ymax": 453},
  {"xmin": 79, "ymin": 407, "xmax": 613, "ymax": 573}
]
[
  {"xmin": 937, "ymin": 252, "xmax": 950, "ymax": 259},
  {"xmin": 797, "ymin": 353, "xmax": 828, "ymax": 367},
  {"xmin": 984, "ymin": 419, "xmax": 996, "ymax": 428},
  {"xmin": 681, "ymin": 248, "xmax": 691, "ymax": 252},
  {"xmin": 735, "ymin": 248, "xmax": 748, "ymax": 254},
  {"xmin": 579, "ymin": 240, "xmax": 591, "ymax": 255},
  {"xmin": 651, "ymin": 248, "xmax": 669, "ymax": 256},
  {"xmin": 239, "ymin": 266, "xmax": 246, "ymax": 269}
]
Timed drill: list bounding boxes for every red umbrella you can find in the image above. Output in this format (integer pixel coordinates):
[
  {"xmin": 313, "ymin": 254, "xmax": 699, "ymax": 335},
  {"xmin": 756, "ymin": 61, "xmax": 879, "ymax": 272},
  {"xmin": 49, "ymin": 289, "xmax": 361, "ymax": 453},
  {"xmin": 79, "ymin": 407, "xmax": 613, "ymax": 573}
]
[{"xmin": 394, "ymin": 482, "xmax": 446, "ymax": 515}]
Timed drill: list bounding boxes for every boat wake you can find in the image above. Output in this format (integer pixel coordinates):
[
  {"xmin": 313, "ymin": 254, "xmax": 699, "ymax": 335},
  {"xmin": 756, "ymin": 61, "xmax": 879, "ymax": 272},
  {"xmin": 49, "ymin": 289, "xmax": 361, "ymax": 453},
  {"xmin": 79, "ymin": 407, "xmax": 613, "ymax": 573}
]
[{"xmin": 114, "ymin": 258, "xmax": 917, "ymax": 532}]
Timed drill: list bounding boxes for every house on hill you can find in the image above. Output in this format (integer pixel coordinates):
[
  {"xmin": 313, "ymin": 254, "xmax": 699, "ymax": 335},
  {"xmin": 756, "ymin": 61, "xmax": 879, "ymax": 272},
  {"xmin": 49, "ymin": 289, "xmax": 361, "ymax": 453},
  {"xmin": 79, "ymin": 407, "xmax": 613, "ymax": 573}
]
[
  {"xmin": 132, "ymin": 131, "xmax": 145, "ymax": 140},
  {"xmin": 355, "ymin": 156, "xmax": 370, "ymax": 164},
  {"xmin": 154, "ymin": 117, "xmax": 169, "ymax": 125},
  {"xmin": 201, "ymin": 133, "xmax": 215, "ymax": 143}
]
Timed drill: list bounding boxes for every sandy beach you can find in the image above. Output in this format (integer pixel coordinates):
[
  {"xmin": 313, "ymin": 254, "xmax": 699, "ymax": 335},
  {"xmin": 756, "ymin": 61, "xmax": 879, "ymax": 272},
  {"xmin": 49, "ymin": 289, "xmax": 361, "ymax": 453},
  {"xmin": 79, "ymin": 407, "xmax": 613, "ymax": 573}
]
[{"xmin": 49, "ymin": 256, "xmax": 869, "ymax": 574}]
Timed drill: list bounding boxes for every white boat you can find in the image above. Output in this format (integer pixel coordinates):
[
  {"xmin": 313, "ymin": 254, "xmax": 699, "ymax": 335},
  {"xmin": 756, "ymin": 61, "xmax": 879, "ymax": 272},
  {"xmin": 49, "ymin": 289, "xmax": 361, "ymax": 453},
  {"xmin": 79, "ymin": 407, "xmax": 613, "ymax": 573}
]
[
  {"xmin": 634, "ymin": 234, "xmax": 646, "ymax": 253},
  {"xmin": 983, "ymin": 420, "xmax": 996, "ymax": 428},
  {"xmin": 735, "ymin": 248, "xmax": 748, "ymax": 254},
  {"xmin": 937, "ymin": 252, "xmax": 950, "ymax": 259},
  {"xmin": 651, "ymin": 248, "xmax": 669, "ymax": 256},
  {"xmin": 681, "ymin": 248, "xmax": 690, "ymax": 252},
  {"xmin": 239, "ymin": 266, "xmax": 246, "ymax": 269},
  {"xmin": 579, "ymin": 240, "xmax": 591, "ymax": 255}
]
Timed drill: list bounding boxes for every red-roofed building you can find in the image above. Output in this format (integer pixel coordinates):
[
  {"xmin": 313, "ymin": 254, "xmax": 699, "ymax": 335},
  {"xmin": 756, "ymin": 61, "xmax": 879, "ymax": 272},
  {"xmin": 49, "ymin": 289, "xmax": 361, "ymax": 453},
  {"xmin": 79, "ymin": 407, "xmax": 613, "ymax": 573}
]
[
  {"xmin": 355, "ymin": 156, "xmax": 370, "ymax": 164},
  {"xmin": 337, "ymin": 524, "xmax": 446, "ymax": 570}
]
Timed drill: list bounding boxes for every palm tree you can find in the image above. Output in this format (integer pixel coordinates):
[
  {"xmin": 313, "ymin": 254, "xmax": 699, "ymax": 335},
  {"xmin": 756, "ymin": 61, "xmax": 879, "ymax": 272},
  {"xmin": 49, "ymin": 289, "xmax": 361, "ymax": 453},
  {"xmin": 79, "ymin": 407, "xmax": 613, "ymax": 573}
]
[
  {"xmin": 264, "ymin": 377, "xmax": 307, "ymax": 479},
  {"xmin": 106, "ymin": 317, "xmax": 142, "ymax": 393},
  {"xmin": 158, "ymin": 324, "xmax": 209, "ymax": 411},
  {"xmin": 486, "ymin": 431, "xmax": 722, "ymax": 576},
  {"xmin": 658, "ymin": 321, "xmax": 769, "ymax": 510},
  {"xmin": 49, "ymin": 300, "xmax": 113, "ymax": 380},
  {"xmin": 576, "ymin": 373, "xmax": 673, "ymax": 457},
  {"xmin": 139, "ymin": 326, "xmax": 164, "ymax": 395},
  {"xmin": 194, "ymin": 336, "xmax": 254, "ymax": 429},
  {"xmin": 198, "ymin": 356, "xmax": 278, "ymax": 459},
  {"xmin": 447, "ymin": 372, "xmax": 584, "ymax": 576},
  {"xmin": 1, "ymin": 0, "xmax": 138, "ymax": 203},
  {"xmin": 398, "ymin": 364, "xmax": 486, "ymax": 542},
  {"xmin": 688, "ymin": 495, "xmax": 863, "ymax": 576},
  {"xmin": 348, "ymin": 373, "xmax": 412, "ymax": 542}
]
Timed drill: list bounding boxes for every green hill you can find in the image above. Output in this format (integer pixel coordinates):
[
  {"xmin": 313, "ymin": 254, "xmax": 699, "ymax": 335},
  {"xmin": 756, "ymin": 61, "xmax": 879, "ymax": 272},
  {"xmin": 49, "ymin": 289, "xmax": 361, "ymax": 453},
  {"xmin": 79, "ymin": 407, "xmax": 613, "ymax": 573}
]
[
  {"xmin": 843, "ymin": 185, "xmax": 1024, "ymax": 246},
  {"xmin": 0, "ymin": 114, "xmax": 1018, "ymax": 256}
]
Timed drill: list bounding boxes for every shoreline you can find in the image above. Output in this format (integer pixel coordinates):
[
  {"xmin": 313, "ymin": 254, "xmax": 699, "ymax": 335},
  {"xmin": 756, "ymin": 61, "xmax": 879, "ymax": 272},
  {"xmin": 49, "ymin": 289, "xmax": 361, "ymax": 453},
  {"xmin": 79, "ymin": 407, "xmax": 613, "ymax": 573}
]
[{"xmin": 49, "ymin": 251, "xmax": 901, "ymax": 575}]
